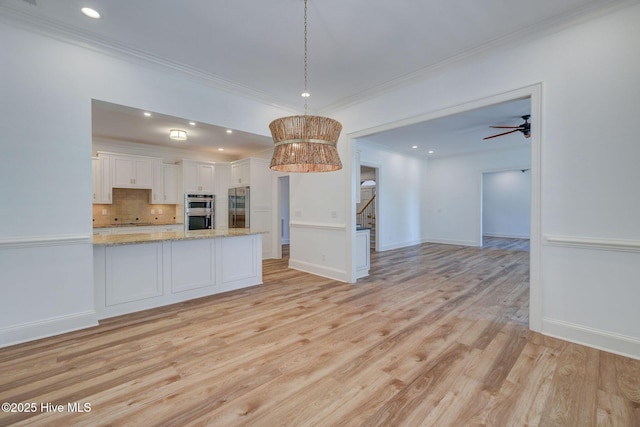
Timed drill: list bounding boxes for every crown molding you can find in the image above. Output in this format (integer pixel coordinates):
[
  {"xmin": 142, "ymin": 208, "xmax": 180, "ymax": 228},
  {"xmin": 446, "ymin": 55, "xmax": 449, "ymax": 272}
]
[
  {"xmin": 1, "ymin": 0, "xmax": 637, "ymax": 115},
  {"xmin": 319, "ymin": 0, "xmax": 640, "ymax": 114},
  {"xmin": 0, "ymin": 2, "xmax": 299, "ymax": 113}
]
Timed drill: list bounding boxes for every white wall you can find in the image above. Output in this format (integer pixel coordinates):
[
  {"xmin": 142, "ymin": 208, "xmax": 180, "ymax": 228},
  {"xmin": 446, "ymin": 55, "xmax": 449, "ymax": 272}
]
[
  {"xmin": 0, "ymin": 21, "xmax": 290, "ymax": 346},
  {"xmin": 329, "ymin": 4, "xmax": 640, "ymax": 358},
  {"xmin": 357, "ymin": 142, "xmax": 429, "ymax": 251},
  {"xmin": 354, "ymin": 144, "xmax": 530, "ymax": 249},
  {"xmin": 422, "ymin": 147, "xmax": 531, "ymax": 246},
  {"xmin": 483, "ymin": 170, "xmax": 531, "ymax": 239}
]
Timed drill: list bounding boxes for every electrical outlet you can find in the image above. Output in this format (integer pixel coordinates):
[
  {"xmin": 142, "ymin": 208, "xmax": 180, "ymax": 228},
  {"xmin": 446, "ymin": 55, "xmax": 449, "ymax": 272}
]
[
  {"xmin": 295, "ymin": 210, "xmax": 302, "ymax": 218},
  {"xmin": 321, "ymin": 253, "xmax": 326, "ymax": 261},
  {"xmin": 101, "ymin": 209, "xmax": 107, "ymax": 216},
  {"xmin": 158, "ymin": 209, "xmax": 163, "ymax": 214},
  {"xmin": 151, "ymin": 209, "xmax": 155, "ymax": 214},
  {"xmin": 331, "ymin": 210, "xmax": 337, "ymax": 219}
]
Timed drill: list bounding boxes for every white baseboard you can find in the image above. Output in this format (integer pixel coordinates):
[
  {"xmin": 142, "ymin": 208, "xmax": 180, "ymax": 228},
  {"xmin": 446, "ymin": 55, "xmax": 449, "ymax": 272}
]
[
  {"xmin": 0, "ymin": 311, "xmax": 98, "ymax": 348},
  {"xmin": 542, "ymin": 317, "xmax": 640, "ymax": 361},
  {"xmin": 483, "ymin": 232, "xmax": 530, "ymax": 239},
  {"xmin": 288, "ymin": 259, "xmax": 348, "ymax": 283},
  {"xmin": 422, "ymin": 237, "xmax": 479, "ymax": 247}
]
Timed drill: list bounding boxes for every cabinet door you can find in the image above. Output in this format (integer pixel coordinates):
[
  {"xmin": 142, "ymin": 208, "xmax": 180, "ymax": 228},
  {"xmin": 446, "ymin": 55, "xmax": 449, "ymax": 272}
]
[
  {"xmin": 151, "ymin": 159, "xmax": 163, "ymax": 204},
  {"xmin": 231, "ymin": 161, "xmax": 250, "ymax": 186},
  {"xmin": 182, "ymin": 162, "xmax": 199, "ymax": 193},
  {"xmin": 133, "ymin": 158, "xmax": 153, "ymax": 188},
  {"xmin": 92, "ymin": 157, "xmax": 99, "ymax": 203},
  {"xmin": 198, "ymin": 164, "xmax": 215, "ymax": 193},
  {"xmin": 112, "ymin": 155, "xmax": 153, "ymax": 189},
  {"xmin": 99, "ymin": 155, "xmax": 112, "ymax": 204},
  {"xmin": 163, "ymin": 164, "xmax": 179, "ymax": 204},
  {"xmin": 111, "ymin": 156, "xmax": 135, "ymax": 188}
]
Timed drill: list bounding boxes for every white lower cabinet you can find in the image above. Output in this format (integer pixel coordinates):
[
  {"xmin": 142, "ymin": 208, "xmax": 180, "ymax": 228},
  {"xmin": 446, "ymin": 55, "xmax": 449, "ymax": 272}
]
[
  {"xmin": 104, "ymin": 242, "xmax": 163, "ymax": 306},
  {"xmin": 170, "ymin": 239, "xmax": 215, "ymax": 293},
  {"xmin": 355, "ymin": 228, "xmax": 371, "ymax": 279},
  {"xmin": 94, "ymin": 234, "xmax": 262, "ymax": 318}
]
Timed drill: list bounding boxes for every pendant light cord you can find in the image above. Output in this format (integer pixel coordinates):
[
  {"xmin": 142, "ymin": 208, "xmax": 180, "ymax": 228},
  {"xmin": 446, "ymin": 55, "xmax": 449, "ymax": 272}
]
[{"xmin": 303, "ymin": 0, "xmax": 308, "ymax": 115}]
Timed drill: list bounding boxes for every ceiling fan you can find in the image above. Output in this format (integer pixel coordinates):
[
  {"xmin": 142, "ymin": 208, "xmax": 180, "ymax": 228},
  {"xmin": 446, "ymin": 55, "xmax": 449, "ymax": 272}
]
[{"xmin": 483, "ymin": 115, "xmax": 531, "ymax": 140}]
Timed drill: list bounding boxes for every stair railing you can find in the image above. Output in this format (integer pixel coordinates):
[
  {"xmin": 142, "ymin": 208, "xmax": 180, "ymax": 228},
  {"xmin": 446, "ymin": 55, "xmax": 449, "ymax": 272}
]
[{"xmin": 356, "ymin": 194, "xmax": 376, "ymax": 229}]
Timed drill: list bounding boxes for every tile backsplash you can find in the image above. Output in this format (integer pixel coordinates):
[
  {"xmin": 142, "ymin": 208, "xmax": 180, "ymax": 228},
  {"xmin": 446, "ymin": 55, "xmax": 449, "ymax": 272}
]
[{"xmin": 93, "ymin": 188, "xmax": 179, "ymax": 226}]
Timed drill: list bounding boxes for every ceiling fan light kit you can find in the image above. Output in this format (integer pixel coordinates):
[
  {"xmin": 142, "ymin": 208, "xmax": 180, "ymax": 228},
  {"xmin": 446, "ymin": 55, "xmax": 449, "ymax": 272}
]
[
  {"xmin": 483, "ymin": 115, "xmax": 531, "ymax": 140},
  {"xmin": 269, "ymin": 0, "xmax": 342, "ymax": 173}
]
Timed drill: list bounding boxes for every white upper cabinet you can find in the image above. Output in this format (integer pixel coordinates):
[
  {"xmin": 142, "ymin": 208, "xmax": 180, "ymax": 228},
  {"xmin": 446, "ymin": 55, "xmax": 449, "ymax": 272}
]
[
  {"xmin": 163, "ymin": 164, "xmax": 180, "ymax": 204},
  {"xmin": 231, "ymin": 161, "xmax": 250, "ymax": 187},
  {"xmin": 149, "ymin": 159, "xmax": 179, "ymax": 205},
  {"xmin": 151, "ymin": 159, "xmax": 164, "ymax": 204},
  {"xmin": 93, "ymin": 153, "xmax": 112, "ymax": 204},
  {"xmin": 92, "ymin": 157, "xmax": 99, "ymax": 203},
  {"xmin": 111, "ymin": 154, "xmax": 154, "ymax": 189},
  {"xmin": 180, "ymin": 160, "xmax": 215, "ymax": 194}
]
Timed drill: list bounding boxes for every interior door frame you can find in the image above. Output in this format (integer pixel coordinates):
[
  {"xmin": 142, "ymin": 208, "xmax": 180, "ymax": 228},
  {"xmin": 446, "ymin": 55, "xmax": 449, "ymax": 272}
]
[{"xmin": 347, "ymin": 83, "xmax": 543, "ymax": 332}]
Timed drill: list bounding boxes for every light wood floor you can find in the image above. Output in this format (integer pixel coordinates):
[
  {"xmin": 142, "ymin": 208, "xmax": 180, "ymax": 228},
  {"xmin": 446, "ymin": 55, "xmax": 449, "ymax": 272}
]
[{"xmin": 1, "ymin": 238, "xmax": 639, "ymax": 426}]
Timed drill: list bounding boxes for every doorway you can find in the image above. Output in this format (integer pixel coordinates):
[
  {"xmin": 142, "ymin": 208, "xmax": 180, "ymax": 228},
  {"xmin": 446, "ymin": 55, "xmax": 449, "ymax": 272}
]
[
  {"xmin": 357, "ymin": 165, "xmax": 378, "ymax": 251},
  {"xmin": 481, "ymin": 169, "xmax": 531, "ymax": 246},
  {"xmin": 278, "ymin": 175, "xmax": 290, "ymax": 259},
  {"xmin": 349, "ymin": 84, "xmax": 542, "ymax": 330}
]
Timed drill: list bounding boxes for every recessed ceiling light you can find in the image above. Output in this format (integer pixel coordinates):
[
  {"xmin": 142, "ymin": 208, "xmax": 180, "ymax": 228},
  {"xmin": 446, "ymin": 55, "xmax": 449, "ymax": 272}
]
[
  {"xmin": 412, "ymin": 145, "xmax": 418, "ymax": 149},
  {"xmin": 81, "ymin": 7, "xmax": 101, "ymax": 19},
  {"xmin": 428, "ymin": 150, "xmax": 434, "ymax": 154},
  {"xmin": 301, "ymin": 92, "xmax": 310, "ymax": 98},
  {"xmin": 226, "ymin": 129, "xmax": 233, "ymax": 134},
  {"xmin": 189, "ymin": 122, "xmax": 196, "ymax": 126},
  {"xmin": 218, "ymin": 148, "xmax": 225, "ymax": 151},
  {"xmin": 143, "ymin": 112, "xmax": 151, "ymax": 117}
]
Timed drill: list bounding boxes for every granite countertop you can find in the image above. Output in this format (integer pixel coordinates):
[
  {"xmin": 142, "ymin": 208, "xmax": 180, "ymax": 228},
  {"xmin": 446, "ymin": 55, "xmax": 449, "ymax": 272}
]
[{"xmin": 93, "ymin": 228, "xmax": 267, "ymax": 246}]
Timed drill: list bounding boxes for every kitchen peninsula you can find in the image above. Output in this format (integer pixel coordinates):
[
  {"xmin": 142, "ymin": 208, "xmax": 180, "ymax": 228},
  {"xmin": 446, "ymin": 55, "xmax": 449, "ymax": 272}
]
[{"xmin": 93, "ymin": 229, "xmax": 264, "ymax": 319}]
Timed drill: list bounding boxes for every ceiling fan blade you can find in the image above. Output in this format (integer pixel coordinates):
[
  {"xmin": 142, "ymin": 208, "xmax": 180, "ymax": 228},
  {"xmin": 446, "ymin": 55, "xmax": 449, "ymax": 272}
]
[
  {"xmin": 483, "ymin": 129, "xmax": 519, "ymax": 140},
  {"xmin": 489, "ymin": 125, "xmax": 525, "ymax": 129}
]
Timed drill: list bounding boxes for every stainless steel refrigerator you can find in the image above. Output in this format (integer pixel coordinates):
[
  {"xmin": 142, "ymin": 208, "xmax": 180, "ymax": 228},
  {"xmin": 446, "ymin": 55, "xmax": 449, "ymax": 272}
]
[{"xmin": 228, "ymin": 186, "xmax": 250, "ymax": 228}]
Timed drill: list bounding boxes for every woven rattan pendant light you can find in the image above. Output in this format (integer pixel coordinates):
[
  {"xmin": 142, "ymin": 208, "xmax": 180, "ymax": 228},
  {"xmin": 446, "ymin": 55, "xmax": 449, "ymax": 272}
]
[{"xmin": 269, "ymin": 0, "xmax": 342, "ymax": 173}]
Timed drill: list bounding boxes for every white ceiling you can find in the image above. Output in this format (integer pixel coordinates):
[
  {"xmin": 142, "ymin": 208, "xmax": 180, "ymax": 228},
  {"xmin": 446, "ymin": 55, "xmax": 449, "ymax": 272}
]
[
  {"xmin": 91, "ymin": 100, "xmax": 274, "ymax": 158},
  {"xmin": 0, "ymin": 0, "xmax": 620, "ymax": 158},
  {"xmin": 359, "ymin": 98, "xmax": 531, "ymax": 158}
]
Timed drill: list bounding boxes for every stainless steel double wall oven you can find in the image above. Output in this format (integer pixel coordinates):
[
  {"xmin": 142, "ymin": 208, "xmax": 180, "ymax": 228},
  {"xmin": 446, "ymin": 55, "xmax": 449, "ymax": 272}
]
[{"xmin": 184, "ymin": 194, "xmax": 215, "ymax": 231}]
